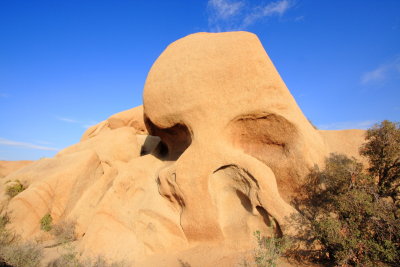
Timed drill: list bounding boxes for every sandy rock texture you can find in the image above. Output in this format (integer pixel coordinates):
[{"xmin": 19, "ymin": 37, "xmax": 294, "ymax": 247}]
[
  {"xmin": 1, "ymin": 32, "xmax": 366, "ymax": 266},
  {"xmin": 0, "ymin": 160, "xmax": 33, "ymax": 179}
]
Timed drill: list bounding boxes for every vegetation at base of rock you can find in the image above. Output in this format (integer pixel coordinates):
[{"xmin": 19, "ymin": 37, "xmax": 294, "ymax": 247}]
[
  {"xmin": 360, "ymin": 120, "xmax": 400, "ymax": 208},
  {"xmin": 253, "ymin": 231, "xmax": 290, "ymax": 267},
  {"xmin": 289, "ymin": 120, "xmax": 400, "ymax": 266},
  {"xmin": 240, "ymin": 231, "xmax": 290, "ymax": 267},
  {"xmin": 48, "ymin": 243, "xmax": 128, "ymax": 267},
  {"xmin": 51, "ymin": 220, "xmax": 76, "ymax": 244},
  {"xmin": 40, "ymin": 213, "xmax": 53, "ymax": 232},
  {"xmin": 1, "ymin": 214, "xmax": 42, "ymax": 267},
  {"xmin": 1, "ymin": 214, "xmax": 127, "ymax": 267},
  {"xmin": 292, "ymin": 156, "xmax": 399, "ymax": 266},
  {"xmin": 1, "ymin": 242, "xmax": 43, "ymax": 267},
  {"xmin": 5, "ymin": 180, "xmax": 25, "ymax": 198}
]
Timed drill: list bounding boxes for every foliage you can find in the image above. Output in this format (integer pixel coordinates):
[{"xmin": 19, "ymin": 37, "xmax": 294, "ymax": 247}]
[
  {"xmin": 253, "ymin": 231, "xmax": 290, "ymax": 267},
  {"xmin": 40, "ymin": 213, "xmax": 53, "ymax": 232},
  {"xmin": 1, "ymin": 214, "xmax": 42, "ymax": 267},
  {"xmin": 51, "ymin": 220, "xmax": 76, "ymax": 244},
  {"xmin": 48, "ymin": 243, "xmax": 128, "ymax": 267},
  {"xmin": 1, "ymin": 242, "xmax": 43, "ymax": 267},
  {"xmin": 47, "ymin": 243, "xmax": 81, "ymax": 267},
  {"xmin": 293, "ymin": 153, "xmax": 400, "ymax": 266},
  {"xmin": 5, "ymin": 180, "xmax": 26, "ymax": 198},
  {"xmin": 360, "ymin": 120, "xmax": 400, "ymax": 200}
]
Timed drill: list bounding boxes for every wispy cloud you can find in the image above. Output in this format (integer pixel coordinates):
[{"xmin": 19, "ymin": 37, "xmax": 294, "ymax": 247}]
[
  {"xmin": 0, "ymin": 93, "xmax": 9, "ymax": 98},
  {"xmin": 56, "ymin": 116, "xmax": 79, "ymax": 123},
  {"xmin": 0, "ymin": 137, "xmax": 58, "ymax": 151},
  {"xmin": 208, "ymin": 0, "xmax": 244, "ymax": 20},
  {"xmin": 318, "ymin": 120, "xmax": 377, "ymax": 130},
  {"xmin": 242, "ymin": 0, "xmax": 292, "ymax": 28},
  {"xmin": 361, "ymin": 56, "xmax": 400, "ymax": 84},
  {"xmin": 207, "ymin": 0, "xmax": 293, "ymax": 31},
  {"xmin": 294, "ymin": 15, "xmax": 304, "ymax": 22},
  {"xmin": 56, "ymin": 116, "xmax": 98, "ymax": 129},
  {"xmin": 34, "ymin": 140, "xmax": 53, "ymax": 145}
]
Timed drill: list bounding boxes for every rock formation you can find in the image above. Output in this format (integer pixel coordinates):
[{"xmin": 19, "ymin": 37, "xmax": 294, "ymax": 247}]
[{"xmin": 0, "ymin": 32, "xmax": 365, "ymax": 266}]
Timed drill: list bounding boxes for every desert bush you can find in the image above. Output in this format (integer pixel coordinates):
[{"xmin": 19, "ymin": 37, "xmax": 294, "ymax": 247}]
[
  {"xmin": 240, "ymin": 231, "xmax": 290, "ymax": 267},
  {"xmin": 47, "ymin": 243, "xmax": 81, "ymax": 267},
  {"xmin": 51, "ymin": 220, "xmax": 76, "ymax": 244},
  {"xmin": 40, "ymin": 213, "xmax": 53, "ymax": 232},
  {"xmin": 0, "ymin": 214, "xmax": 43, "ymax": 267},
  {"xmin": 5, "ymin": 180, "xmax": 25, "ymax": 198},
  {"xmin": 253, "ymin": 231, "xmax": 290, "ymax": 267},
  {"xmin": 292, "ymin": 153, "xmax": 400, "ymax": 266},
  {"xmin": 48, "ymin": 243, "xmax": 128, "ymax": 267},
  {"xmin": 360, "ymin": 120, "xmax": 400, "ymax": 203},
  {"xmin": 0, "ymin": 214, "xmax": 14, "ymax": 251},
  {"xmin": 1, "ymin": 242, "xmax": 43, "ymax": 267}
]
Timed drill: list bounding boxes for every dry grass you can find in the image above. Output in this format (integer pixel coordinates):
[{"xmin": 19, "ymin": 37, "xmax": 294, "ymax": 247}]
[
  {"xmin": 5, "ymin": 180, "xmax": 26, "ymax": 198},
  {"xmin": 47, "ymin": 242, "xmax": 128, "ymax": 267},
  {"xmin": 1, "ymin": 214, "xmax": 43, "ymax": 267},
  {"xmin": 51, "ymin": 220, "xmax": 76, "ymax": 244}
]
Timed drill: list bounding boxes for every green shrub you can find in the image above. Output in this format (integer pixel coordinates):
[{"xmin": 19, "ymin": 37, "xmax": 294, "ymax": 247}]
[
  {"xmin": 6, "ymin": 180, "xmax": 26, "ymax": 198},
  {"xmin": 253, "ymin": 231, "xmax": 290, "ymax": 267},
  {"xmin": 40, "ymin": 213, "xmax": 53, "ymax": 232},
  {"xmin": 240, "ymin": 231, "xmax": 290, "ymax": 267},
  {"xmin": 360, "ymin": 120, "xmax": 400, "ymax": 207},
  {"xmin": 293, "ymin": 153, "xmax": 400, "ymax": 266}
]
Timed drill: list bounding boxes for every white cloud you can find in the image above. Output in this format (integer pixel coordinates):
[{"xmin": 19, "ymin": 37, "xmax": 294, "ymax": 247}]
[
  {"xmin": 207, "ymin": 0, "xmax": 293, "ymax": 32},
  {"xmin": 361, "ymin": 56, "xmax": 400, "ymax": 84},
  {"xmin": 294, "ymin": 15, "xmax": 304, "ymax": 22},
  {"xmin": 208, "ymin": 0, "xmax": 244, "ymax": 20},
  {"xmin": 34, "ymin": 140, "xmax": 53, "ymax": 145},
  {"xmin": 242, "ymin": 0, "xmax": 292, "ymax": 27},
  {"xmin": 318, "ymin": 120, "xmax": 377, "ymax": 130},
  {"xmin": 56, "ymin": 116, "xmax": 79, "ymax": 123},
  {"xmin": 0, "ymin": 137, "xmax": 58, "ymax": 151},
  {"xmin": 56, "ymin": 116, "xmax": 98, "ymax": 129}
]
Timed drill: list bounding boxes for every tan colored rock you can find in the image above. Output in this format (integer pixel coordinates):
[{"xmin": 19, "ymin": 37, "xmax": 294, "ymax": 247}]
[
  {"xmin": 1, "ymin": 32, "xmax": 366, "ymax": 266},
  {"xmin": 319, "ymin": 129, "xmax": 366, "ymax": 160},
  {"xmin": 81, "ymin": 105, "xmax": 147, "ymax": 141},
  {"xmin": 143, "ymin": 31, "xmax": 329, "ymax": 242},
  {"xmin": 0, "ymin": 160, "xmax": 33, "ymax": 179}
]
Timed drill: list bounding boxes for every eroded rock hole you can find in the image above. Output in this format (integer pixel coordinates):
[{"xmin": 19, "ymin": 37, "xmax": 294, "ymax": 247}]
[
  {"xmin": 226, "ymin": 113, "xmax": 301, "ymax": 197},
  {"xmin": 227, "ymin": 113, "xmax": 297, "ymax": 155},
  {"xmin": 256, "ymin": 205, "xmax": 282, "ymax": 237},
  {"xmin": 144, "ymin": 117, "xmax": 192, "ymax": 160},
  {"xmin": 235, "ymin": 190, "xmax": 252, "ymax": 213}
]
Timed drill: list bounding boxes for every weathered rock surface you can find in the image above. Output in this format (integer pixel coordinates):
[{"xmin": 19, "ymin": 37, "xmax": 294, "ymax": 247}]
[
  {"xmin": 1, "ymin": 32, "xmax": 366, "ymax": 266},
  {"xmin": 0, "ymin": 160, "xmax": 33, "ymax": 179}
]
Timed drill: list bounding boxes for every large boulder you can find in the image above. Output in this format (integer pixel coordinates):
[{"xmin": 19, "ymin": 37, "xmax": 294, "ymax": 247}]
[{"xmin": 1, "ymin": 32, "xmax": 365, "ymax": 266}]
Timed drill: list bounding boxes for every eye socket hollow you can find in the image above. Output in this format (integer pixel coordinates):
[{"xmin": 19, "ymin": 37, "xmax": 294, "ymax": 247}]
[
  {"xmin": 227, "ymin": 113, "xmax": 297, "ymax": 155},
  {"xmin": 144, "ymin": 117, "xmax": 192, "ymax": 160},
  {"xmin": 226, "ymin": 113, "xmax": 301, "ymax": 199}
]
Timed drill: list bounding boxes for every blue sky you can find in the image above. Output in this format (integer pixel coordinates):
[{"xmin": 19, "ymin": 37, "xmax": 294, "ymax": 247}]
[{"xmin": 0, "ymin": 0, "xmax": 399, "ymax": 160}]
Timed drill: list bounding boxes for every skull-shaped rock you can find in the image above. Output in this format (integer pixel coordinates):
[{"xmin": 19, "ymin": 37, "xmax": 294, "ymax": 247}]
[{"xmin": 143, "ymin": 32, "xmax": 327, "ymax": 243}]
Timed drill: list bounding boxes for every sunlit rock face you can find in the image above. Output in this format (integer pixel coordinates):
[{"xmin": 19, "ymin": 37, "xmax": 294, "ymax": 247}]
[{"xmin": 1, "ymin": 32, "xmax": 364, "ymax": 266}]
